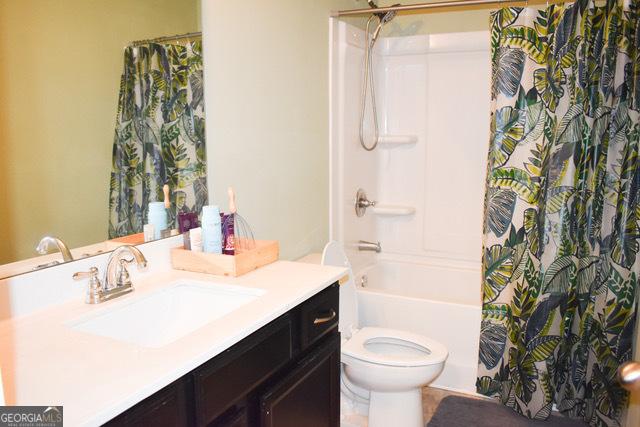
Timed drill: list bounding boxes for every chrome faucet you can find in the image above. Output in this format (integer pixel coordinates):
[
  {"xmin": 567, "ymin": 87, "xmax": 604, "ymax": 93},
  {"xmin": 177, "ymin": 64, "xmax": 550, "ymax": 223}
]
[
  {"xmin": 103, "ymin": 245, "xmax": 148, "ymax": 291},
  {"xmin": 358, "ymin": 240, "xmax": 381, "ymax": 253},
  {"xmin": 36, "ymin": 236, "xmax": 74, "ymax": 262},
  {"xmin": 73, "ymin": 245, "xmax": 147, "ymax": 304}
]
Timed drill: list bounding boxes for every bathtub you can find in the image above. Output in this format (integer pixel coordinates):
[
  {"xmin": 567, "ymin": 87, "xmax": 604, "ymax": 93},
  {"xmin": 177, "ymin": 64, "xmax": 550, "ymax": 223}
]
[{"xmin": 354, "ymin": 259, "xmax": 482, "ymax": 394}]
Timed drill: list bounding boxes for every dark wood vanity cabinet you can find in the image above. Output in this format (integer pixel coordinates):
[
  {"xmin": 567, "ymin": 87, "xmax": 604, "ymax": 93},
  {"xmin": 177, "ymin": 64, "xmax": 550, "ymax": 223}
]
[{"xmin": 104, "ymin": 282, "xmax": 340, "ymax": 427}]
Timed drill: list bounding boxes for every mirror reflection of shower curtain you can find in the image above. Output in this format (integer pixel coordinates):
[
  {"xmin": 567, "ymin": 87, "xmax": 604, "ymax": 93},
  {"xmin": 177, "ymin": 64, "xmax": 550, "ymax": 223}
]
[
  {"xmin": 477, "ymin": 1, "xmax": 640, "ymax": 425},
  {"xmin": 108, "ymin": 41, "xmax": 207, "ymax": 238}
]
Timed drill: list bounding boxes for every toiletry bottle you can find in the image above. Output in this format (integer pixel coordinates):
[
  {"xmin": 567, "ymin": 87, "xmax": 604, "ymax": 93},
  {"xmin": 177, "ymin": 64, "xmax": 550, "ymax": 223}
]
[
  {"xmin": 178, "ymin": 212, "xmax": 199, "ymax": 233},
  {"xmin": 143, "ymin": 224, "xmax": 155, "ymax": 242},
  {"xmin": 221, "ymin": 213, "xmax": 235, "ymax": 255},
  {"xmin": 222, "ymin": 187, "xmax": 238, "ymax": 255},
  {"xmin": 190, "ymin": 227, "xmax": 203, "ymax": 252},
  {"xmin": 202, "ymin": 205, "xmax": 222, "ymax": 254},
  {"xmin": 179, "ymin": 212, "xmax": 199, "ymax": 250},
  {"xmin": 147, "ymin": 202, "xmax": 167, "ymax": 240}
]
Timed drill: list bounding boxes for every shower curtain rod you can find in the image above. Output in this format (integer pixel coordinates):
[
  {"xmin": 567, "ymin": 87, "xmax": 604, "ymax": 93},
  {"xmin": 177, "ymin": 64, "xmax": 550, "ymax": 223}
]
[
  {"xmin": 130, "ymin": 31, "xmax": 202, "ymax": 47},
  {"xmin": 331, "ymin": 0, "xmax": 559, "ymax": 17}
]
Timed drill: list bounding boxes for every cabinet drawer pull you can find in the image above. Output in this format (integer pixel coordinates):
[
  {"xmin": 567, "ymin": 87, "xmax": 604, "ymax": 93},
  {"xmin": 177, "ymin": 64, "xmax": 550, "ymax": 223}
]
[{"xmin": 313, "ymin": 310, "xmax": 336, "ymax": 325}]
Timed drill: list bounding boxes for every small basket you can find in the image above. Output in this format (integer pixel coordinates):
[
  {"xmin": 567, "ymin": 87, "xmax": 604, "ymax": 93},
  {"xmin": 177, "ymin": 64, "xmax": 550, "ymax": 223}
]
[{"xmin": 171, "ymin": 240, "xmax": 279, "ymax": 277}]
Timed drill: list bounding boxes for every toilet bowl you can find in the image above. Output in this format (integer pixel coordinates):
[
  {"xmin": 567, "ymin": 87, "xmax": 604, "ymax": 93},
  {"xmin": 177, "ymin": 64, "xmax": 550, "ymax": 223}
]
[{"xmin": 321, "ymin": 242, "xmax": 448, "ymax": 427}]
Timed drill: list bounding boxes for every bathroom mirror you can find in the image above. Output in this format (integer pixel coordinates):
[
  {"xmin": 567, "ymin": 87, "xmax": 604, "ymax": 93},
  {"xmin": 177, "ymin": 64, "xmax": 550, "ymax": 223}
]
[{"xmin": 0, "ymin": 0, "xmax": 202, "ymax": 278}]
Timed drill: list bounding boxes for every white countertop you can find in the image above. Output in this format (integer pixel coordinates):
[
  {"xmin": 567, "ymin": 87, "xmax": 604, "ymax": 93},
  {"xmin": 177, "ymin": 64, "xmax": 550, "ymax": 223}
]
[{"xmin": 0, "ymin": 261, "xmax": 346, "ymax": 426}]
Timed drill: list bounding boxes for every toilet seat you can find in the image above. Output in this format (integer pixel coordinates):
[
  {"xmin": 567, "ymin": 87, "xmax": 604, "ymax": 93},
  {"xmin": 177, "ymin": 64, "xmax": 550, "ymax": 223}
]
[{"xmin": 342, "ymin": 326, "xmax": 448, "ymax": 367}]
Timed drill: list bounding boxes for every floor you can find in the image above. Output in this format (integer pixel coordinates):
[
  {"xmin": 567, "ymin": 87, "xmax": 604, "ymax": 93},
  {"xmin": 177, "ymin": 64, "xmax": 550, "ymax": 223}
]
[{"xmin": 422, "ymin": 386, "xmax": 483, "ymax": 423}]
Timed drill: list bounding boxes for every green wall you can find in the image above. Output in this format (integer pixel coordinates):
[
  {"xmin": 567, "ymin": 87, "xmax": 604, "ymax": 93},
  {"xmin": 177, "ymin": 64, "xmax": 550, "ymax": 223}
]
[
  {"xmin": 203, "ymin": 0, "xmax": 364, "ymax": 261},
  {"xmin": 0, "ymin": 0, "xmax": 200, "ymax": 264}
]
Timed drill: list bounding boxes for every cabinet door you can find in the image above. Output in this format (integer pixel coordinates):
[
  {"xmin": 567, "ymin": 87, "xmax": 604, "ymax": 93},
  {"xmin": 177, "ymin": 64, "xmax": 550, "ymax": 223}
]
[
  {"xmin": 259, "ymin": 333, "xmax": 340, "ymax": 427},
  {"xmin": 193, "ymin": 314, "xmax": 293, "ymax": 426}
]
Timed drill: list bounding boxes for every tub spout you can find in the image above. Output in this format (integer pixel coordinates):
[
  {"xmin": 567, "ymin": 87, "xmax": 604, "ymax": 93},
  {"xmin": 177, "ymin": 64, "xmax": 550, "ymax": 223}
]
[{"xmin": 358, "ymin": 240, "xmax": 381, "ymax": 253}]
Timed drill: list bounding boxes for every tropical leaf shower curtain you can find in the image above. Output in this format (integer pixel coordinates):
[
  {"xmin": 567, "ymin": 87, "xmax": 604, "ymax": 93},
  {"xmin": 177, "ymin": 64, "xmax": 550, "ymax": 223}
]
[
  {"xmin": 108, "ymin": 40, "xmax": 207, "ymax": 238},
  {"xmin": 477, "ymin": 0, "xmax": 640, "ymax": 425}
]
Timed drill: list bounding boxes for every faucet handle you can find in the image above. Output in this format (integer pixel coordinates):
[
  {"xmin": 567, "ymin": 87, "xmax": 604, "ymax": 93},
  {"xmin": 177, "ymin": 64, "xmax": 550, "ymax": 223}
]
[
  {"xmin": 73, "ymin": 267, "xmax": 99, "ymax": 281},
  {"xmin": 73, "ymin": 267, "xmax": 102, "ymax": 304},
  {"xmin": 115, "ymin": 258, "xmax": 134, "ymax": 288}
]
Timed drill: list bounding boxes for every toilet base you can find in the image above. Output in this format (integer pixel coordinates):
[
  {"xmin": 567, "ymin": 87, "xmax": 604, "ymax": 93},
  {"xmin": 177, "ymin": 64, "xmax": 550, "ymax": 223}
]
[{"xmin": 368, "ymin": 389, "xmax": 423, "ymax": 427}]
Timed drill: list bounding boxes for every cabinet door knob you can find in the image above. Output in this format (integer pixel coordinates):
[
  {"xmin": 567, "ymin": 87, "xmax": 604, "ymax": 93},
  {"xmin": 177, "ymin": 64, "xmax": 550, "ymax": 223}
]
[{"xmin": 313, "ymin": 310, "xmax": 337, "ymax": 325}]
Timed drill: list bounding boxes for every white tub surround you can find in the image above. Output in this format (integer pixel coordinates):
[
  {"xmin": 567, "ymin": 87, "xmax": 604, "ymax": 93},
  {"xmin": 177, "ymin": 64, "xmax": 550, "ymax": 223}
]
[
  {"xmin": 330, "ymin": 20, "xmax": 489, "ymax": 394},
  {"xmin": 0, "ymin": 258, "xmax": 346, "ymax": 426},
  {"xmin": 330, "ymin": 21, "xmax": 490, "ymax": 267}
]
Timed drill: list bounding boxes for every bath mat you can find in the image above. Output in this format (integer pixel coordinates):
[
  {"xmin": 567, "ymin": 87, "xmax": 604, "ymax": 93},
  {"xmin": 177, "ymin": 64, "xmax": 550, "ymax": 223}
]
[{"xmin": 427, "ymin": 396, "xmax": 588, "ymax": 427}]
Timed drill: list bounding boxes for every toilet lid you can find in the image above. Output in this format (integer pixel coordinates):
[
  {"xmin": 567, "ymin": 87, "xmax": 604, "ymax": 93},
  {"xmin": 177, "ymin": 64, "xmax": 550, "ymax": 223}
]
[{"xmin": 342, "ymin": 326, "xmax": 448, "ymax": 367}]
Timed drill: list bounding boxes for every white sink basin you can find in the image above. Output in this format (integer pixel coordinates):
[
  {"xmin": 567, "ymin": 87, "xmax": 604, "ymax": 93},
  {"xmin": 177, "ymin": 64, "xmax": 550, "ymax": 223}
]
[{"xmin": 68, "ymin": 281, "xmax": 265, "ymax": 348}]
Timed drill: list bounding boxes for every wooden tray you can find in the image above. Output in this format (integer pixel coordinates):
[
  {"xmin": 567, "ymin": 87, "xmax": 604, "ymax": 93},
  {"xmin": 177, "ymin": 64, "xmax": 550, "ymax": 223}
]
[{"xmin": 171, "ymin": 240, "xmax": 279, "ymax": 277}]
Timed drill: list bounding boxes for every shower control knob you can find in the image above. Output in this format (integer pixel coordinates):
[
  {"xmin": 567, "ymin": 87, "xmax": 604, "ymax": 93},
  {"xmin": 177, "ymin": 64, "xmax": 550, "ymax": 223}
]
[{"xmin": 355, "ymin": 188, "xmax": 377, "ymax": 217}]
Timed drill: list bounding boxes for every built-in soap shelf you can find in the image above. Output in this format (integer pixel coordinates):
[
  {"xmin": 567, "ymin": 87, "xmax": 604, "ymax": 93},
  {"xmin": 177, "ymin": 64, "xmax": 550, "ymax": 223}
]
[
  {"xmin": 372, "ymin": 204, "xmax": 416, "ymax": 216},
  {"xmin": 378, "ymin": 135, "xmax": 418, "ymax": 147}
]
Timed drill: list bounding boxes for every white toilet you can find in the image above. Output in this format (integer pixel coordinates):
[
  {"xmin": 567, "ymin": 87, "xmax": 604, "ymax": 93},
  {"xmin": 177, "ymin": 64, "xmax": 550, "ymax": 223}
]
[{"xmin": 322, "ymin": 242, "xmax": 448, "ymax": 427}]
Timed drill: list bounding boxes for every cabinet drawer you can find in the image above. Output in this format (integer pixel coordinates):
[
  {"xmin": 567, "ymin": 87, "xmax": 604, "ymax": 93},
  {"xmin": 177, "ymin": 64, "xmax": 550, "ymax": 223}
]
[
  {"xmin": 299, "ymin": 283, "xmax": 339, "ymax": 350},
  {"xmin": 193, "ymin": 314, "xmax": 293, "ymax": 426}
]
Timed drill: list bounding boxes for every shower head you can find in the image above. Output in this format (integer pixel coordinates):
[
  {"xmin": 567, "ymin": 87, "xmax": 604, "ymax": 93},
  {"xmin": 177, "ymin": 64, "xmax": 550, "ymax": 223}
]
[
  {"xmin": 379, "ymin": 8, "xmax": 398, "ymax": 25},
  {"xmin": 370, "ymin": 6, "xmax": 399, "ymax": 43},
  {"xmin": 367, "ymin": 1, "xmax": 400, "ymax": 23},
  {"xmin": 366, "ymin": 3, "xmax": 400, "ymax": 43}
]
